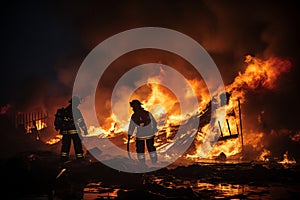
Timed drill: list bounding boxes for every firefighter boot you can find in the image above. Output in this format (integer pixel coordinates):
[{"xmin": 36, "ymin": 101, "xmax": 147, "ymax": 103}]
[
  {"xmin": 60, "ymin": 152, "xmax": 69, "ymax": 163},
  {"xmin": 150, "ymin": 151, "xmax": 158, "ymax": 164},
  {"xmin": 137, "ymin": 153, "xmax": 146, "ymax": 164}
]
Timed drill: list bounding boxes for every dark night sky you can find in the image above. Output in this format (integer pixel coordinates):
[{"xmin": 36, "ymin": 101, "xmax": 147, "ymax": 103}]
[{"xmin": 1, "ymin": 0, "xmax": 299, "ymax": 130}]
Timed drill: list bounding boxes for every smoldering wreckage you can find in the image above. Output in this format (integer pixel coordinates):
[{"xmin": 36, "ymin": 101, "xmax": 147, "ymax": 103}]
[
  {"xmin": 1, "ymin": 99, "xmax": 299, "ymax": 199},
  {"xmin": 1, "ymin": 56, "xmax": 300, "ymax": 199}
]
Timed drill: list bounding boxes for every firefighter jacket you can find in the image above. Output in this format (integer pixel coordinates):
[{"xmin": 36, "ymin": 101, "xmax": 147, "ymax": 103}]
[
  {"xmin": 61, "ymin": 104, "xmax": 88, "ymax": 135},
  {"xmin": 128, "ymin": 109, "xmax": 158, "ymax": 139}
]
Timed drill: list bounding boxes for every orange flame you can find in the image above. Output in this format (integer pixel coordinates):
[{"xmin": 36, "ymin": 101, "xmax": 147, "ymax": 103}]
[
  {"xmin": 46, "ymin": 135, "xmax": 63, "ymax": 145},
  {"xmin": 26, "ymin": 119, "xmax": 47, "ymax": 133},
  {"xmin": 257, "ymin": 148, "xmax": 271, "ymax": 161},
  {"xmin": 227, "ymin": 55, "xmax": 292, "ymax": 102},
  {"xmin": 278, "ymin": 151, "xmax": 296, "ymax": 165},
  {"xmin": 85, "ymin": 55, "xmax": 292, "ymax": 161},
  {"xmin": 191, "ymin": 55, "xmax": 292, "ymax": 159}
]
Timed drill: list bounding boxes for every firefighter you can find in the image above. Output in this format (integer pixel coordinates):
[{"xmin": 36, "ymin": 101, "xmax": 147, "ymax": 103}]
[
  {"xmin": 127, "ymin": 99, "xmax": 158, "ymax": 164},
  {"xmin": 58, "ymin": 96, "xmax": 88, "ymax": 162}
]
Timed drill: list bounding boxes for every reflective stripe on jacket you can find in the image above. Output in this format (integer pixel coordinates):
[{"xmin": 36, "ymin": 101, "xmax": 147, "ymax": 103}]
[{"xmin": 61, "ymin": 130, "xmax": 78, "ymax": 134}]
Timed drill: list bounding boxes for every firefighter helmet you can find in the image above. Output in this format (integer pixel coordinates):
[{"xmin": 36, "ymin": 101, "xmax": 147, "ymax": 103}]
[
  {"xmin": 69, "ymin": 96, "xmax": 81, "ymax": 105},
  {"xmin": 130, "ymin": 99, "xmax": 142, "ymax": 108}
]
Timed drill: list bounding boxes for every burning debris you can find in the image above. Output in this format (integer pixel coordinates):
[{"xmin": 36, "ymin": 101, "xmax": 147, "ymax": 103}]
[
  {"xmin": 187, "ymin": 55, "xmax": 293, "ymax": 160},
  {"xmin": 44, "ymin": 54, "xmax": 294, "ymax": 168},
  {"xmin": 6, "ymin": 110, "xmax": 49, "ymax": 135},
  {"xmin": 1, "ymin": 54, "xmax": 296, "ymax": 166}
]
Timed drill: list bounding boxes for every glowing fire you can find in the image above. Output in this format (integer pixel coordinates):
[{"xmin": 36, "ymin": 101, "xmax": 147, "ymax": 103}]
[
  {"xmin": 257, "ymin": 149, "xmax": 271, "ymax": 161},
  {"xmin": 227, "ymin": 55, "xmax": 292, "ymax": 102},
  {"xmin": 257, "ymin": 149, "xmax": 297, "ymax": 166},
  {"xmin": 189, "ymin": 55, "xmax": 291, "ymax": 159},
  {"xmin": 197, "ymin": 55, "xmax": 291, "ymax": 158},
  {"xmin": 46, "ymin": 134, "xmax": 63, "ymax": 145},
  {"xmin": 83, "ymin": 55, "xmax": 292, "ymax": 160},
  {"xmin": 26, "ymin": 119, "xmax": 47, "ymax": 133},
  {"xmin": 278, "ymin": 151, "xmax": 296, "ymax": 165}
]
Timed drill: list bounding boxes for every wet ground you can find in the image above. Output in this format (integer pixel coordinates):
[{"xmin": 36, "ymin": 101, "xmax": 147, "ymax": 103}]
[{"xmin": 0, "ymin": 151, "xmax": 299, "ymax": 200}]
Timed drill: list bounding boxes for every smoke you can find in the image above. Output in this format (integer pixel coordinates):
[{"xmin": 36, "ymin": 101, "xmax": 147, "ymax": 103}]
[
  {"xmin": 2, "ymin": 1, "xmax": 299, "ymax": 159},
  {"xmin": 6, "ymin": 1, "xmax": 298, "ymax": 109}
]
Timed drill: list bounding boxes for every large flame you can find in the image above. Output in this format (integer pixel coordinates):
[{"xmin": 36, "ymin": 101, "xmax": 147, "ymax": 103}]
[
  {"xmin": 191, "ymin": 55, "xmax": 292, "ymax": 160},
  {"xmin": 227, "ymin": 55, "xmax": 292, "ymax": 102},
  {"xmin": 64, "ymin": 55, "xmax": 293, "ymax": 161}
]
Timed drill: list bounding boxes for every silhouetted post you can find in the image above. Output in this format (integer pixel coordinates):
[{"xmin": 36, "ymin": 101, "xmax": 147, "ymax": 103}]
[
  {"xmin": 238, "ymin": 99, "xmax": 244, "ymax": 152},
  {"xmin": 236, "ymin": 123, "xmax": 240, "ymax": 135},
  {"xmin": 226, "ymin": 119, "xmax": 232, "ymax": 136},
  {"xmin": 32, "ymin": 120, "xmax": 40, "ymax": 140},
  {"xmin": 218, "ymin": 120, "xmax": 223, "ymax": 137}
]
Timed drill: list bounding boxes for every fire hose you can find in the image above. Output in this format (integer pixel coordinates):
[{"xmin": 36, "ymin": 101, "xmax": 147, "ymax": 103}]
[{"xmin": 127, "ymin": 135, "xmax": 132, "ymax": 159}]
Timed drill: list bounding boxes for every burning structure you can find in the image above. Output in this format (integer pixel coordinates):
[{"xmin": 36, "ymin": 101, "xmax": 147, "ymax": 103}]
[
  {"xmin": 76, "ymin": 54, "xmax": 294, "ymax": 164},
  {"xmin": 1, "ymin": 54, "xmax": 298, "ymax": 199},
  {"xmin": 1, "ymin": 1, "xmax": 299, "ymax": 198},
  {"xmin": 1, "ymin": 54, "xmax": 296, "ymax": 165},
  {"xmin": 2, "ymin": 55, "xmax": 297, "ymax": 160}
]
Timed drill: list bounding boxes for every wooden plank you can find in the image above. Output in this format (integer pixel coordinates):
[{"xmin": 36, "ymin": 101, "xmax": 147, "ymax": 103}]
[{"xmin": 217, "ymin": 134, "xmax": 239, "ymax": 141}]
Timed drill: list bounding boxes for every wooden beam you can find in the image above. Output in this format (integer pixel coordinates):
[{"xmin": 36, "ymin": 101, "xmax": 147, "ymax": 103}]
[{"xmin": 238, "ymin": 99, "xmax": 244, "ymax": 152}]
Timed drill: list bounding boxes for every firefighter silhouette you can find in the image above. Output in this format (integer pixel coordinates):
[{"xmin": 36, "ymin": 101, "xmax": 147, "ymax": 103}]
[
  {"xmin": 127, "ymin": 99, "xmax": 158, "ymax": 164},
  {"xmin": 55, "ymin": 96, "xmax": 88, "ymax": 162}
]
